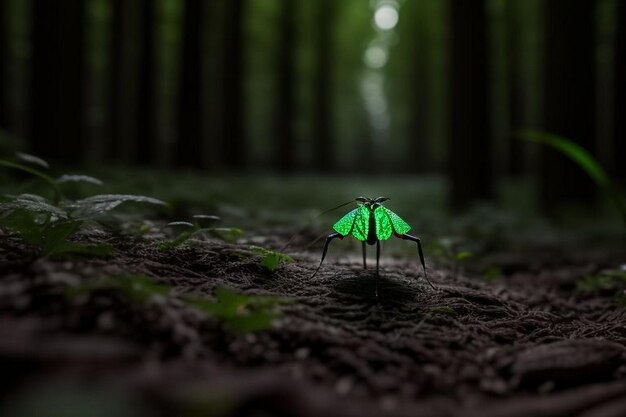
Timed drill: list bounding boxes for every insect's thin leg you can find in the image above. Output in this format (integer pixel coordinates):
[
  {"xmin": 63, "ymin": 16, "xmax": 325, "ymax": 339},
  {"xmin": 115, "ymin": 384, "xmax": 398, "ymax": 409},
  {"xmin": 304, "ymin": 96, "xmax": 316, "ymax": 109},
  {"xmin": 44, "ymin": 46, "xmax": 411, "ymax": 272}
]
[
  {"xmin": 310, "ymin": 232, "xmax": 343, "ymax": 279},
  {"xmin": 361, "ymin": 241, "xmax": 367, "ymax": 269},
  {"xmin": 397, "ymin": 233, "xmax": 436, "ymax": 290},
  {"xmin": 375, "ymin": 240, "xmax": 380, "ymax": 298}
]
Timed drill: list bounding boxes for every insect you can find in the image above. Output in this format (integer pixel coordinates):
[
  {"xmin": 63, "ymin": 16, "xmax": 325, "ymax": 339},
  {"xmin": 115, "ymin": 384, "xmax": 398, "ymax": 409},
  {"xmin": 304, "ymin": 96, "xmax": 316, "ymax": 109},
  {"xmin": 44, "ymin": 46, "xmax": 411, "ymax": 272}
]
[{"xmin": 310, "ymin": 196, "xmax": 436, "ymax": 295}]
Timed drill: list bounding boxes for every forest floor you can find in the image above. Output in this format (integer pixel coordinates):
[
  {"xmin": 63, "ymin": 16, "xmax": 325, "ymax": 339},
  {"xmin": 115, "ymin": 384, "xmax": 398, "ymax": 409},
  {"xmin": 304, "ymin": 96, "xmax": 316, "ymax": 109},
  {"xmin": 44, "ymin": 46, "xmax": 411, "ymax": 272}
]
[
  {"xmin": 1, "ymin": 232, "xmax": 625, "ymax": 417},
  {"xmin": 0, "ymin": 174, "xmax": 625, "ymax": 417}
]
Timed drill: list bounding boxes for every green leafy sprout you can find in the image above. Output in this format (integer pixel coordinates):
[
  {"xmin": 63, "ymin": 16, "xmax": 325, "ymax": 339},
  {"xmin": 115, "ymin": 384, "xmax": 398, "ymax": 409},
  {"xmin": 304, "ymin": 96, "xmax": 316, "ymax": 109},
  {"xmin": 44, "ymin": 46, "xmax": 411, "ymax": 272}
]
[
  {"xmin": 481, "ymin": 266, "xmax": 502, "ymax": 283},
  {"xmin": 427, "ymin": 237, "xmax": 473, "ymax": 276},
  {"xmin": 0, "ymin": 153, "xmax": 166, "ymax": 256},
  {"xmin": 1, "ymin": 209, "xmax": 113, "ymax": 256},
  {"xmin": 67, "ymin": 273, "xmax": 171, "ymax": 303},
  {"xmin": 158, "ymin": 215, "xmax": 243, "ymax": 250},
  {"xmin": 186, "ymin": 286, "xmax": 291, "ymax": 333},
  {"xmin": 576, "ymin": 268, "xmax": 626, "ymax": 306},
  {"xmin": 250, "ymin": 246, "xmax": 294, "ymax": 271},
  {"xmin": 158, "ymin": 216, "xmax": 288, "ymax": 273},
  {"xmin": 68, "ymin": 274, "xmax": 290, "ymax": 333}
]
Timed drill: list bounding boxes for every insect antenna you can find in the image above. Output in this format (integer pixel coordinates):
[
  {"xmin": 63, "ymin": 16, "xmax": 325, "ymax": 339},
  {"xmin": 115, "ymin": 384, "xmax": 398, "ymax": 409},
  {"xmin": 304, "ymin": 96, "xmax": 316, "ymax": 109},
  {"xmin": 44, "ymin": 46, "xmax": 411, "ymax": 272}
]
[
  {"xmin": 301, "ymin": 232, "xmax": 328, "ymax": 251},
  {"xmin": 280, "ymin": 199, "xmax": 355, "ymax": 252}
]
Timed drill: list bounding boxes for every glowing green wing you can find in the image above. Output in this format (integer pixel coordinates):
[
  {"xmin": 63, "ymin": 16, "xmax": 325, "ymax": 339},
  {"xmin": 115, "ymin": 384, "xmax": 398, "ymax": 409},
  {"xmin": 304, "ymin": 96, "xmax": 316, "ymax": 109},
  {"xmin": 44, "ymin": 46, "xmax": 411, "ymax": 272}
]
[
  {"xmin": 374, "ymin": 206, "xmax": 393, "ymax": 240},
  {"xmin": 384, "ymin": 207, "xmax": 411, "ymax": 235},
  {"xmin": 333, "ymin": 208, "xmax": 358, "ymax": 236},
  {"xmin": 351, "ymin": 205, "xmax": 370, "ymax": 241}
]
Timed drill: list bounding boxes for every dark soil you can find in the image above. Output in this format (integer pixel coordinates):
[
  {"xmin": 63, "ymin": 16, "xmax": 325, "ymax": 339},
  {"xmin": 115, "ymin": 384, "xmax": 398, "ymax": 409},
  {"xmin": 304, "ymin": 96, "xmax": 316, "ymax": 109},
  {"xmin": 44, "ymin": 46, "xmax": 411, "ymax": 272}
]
[{"xmin": 0, "ymin": 231, "xmax": 625, "ymax": 417}]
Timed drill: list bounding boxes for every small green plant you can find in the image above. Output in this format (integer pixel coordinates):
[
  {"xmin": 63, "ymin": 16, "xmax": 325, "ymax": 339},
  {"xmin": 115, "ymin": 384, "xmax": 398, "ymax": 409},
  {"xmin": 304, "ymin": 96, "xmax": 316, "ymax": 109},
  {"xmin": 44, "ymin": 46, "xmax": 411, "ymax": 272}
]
[
  {"xmin": 517, "ymin": 130, "xmax": 626, "ymax": 228},
  {"xmin": 68, "ymin": 274, "xmax": 290, "ymax": 333},
  {"xmin": 250, "ymin": 246, "xmax": 294, "ymax": 271},
  {"xmin": 136, "ymin": 221, "xmax": 154, "ymax": 236},
  {"xmin": 1, "ymin": 209, "xmax": 113, "ymax": 256},
  {"xmin": 576, "ymin": 269, "xmax": 626, "ymax": 296},
  {"xmin": 186, "ymin": 286, "xmax": 291, "ymax": 333},
  {"xmin": 427, "ymin": 237, "xmax": 475, "ymax": 277},
  {"xmin": 481, "ymin": 266, "xmax": 502, "ymax": 283},
  {"xmin": 455, "ymin": 251, "xmax": 473, "ymax": 262},
  {"xmin": 452, "ymin": 250, "xmax": 474, "ymax": 278},
  {"xmin": 67, "ymin": 274, "xmax": 171, "ymax": 302},
  {"xmin": 158, "ymin": 215, "xmax": 243, "ymax": 250},
  {"xmin": 0, "ymin": 153, "xmax": 166, "ymax": 256}
]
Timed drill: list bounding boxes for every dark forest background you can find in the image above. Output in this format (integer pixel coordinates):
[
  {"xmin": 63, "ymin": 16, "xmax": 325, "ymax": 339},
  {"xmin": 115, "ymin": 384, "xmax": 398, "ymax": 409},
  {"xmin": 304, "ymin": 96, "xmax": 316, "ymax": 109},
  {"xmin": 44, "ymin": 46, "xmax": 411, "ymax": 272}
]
[{"xmin": 0, "ymin": 0, "xmax": 624, "ymax": 213}]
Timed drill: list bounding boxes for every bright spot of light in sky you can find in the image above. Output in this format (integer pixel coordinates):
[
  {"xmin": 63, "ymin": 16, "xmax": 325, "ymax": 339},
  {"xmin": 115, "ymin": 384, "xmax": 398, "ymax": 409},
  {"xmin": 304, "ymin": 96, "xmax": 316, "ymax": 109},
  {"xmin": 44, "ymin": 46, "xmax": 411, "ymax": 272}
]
[
  {"xmin": 364, "ymin": 45, "xmax": 388, "ymax": 69},
  {"xmin": 374, "ymin": 5, "xmax": 399, "ymax": 31}
]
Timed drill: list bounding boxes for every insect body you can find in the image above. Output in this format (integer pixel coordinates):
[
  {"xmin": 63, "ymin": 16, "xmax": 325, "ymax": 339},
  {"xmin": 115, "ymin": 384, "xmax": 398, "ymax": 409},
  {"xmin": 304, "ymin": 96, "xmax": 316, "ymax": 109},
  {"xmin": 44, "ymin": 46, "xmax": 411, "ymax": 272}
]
[{"xmin": 311, "ymin": 196, "xmax": 436, "ymax": 295}]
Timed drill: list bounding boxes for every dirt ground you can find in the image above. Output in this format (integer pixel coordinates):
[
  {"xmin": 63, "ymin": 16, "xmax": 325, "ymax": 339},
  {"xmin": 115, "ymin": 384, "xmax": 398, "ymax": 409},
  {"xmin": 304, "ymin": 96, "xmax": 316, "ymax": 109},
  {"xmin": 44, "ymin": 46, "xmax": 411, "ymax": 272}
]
[{"xmin": 0, "ymin": 231, "xmax": 625, "ymax": 417}]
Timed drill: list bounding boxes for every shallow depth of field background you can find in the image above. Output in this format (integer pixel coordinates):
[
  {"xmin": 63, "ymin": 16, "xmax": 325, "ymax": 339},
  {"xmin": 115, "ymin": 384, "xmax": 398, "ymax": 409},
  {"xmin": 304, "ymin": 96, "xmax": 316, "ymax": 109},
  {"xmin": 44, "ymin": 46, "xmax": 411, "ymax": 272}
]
[{"xmin": 0, "ymin": 0, "xmax": 624, "ymax": 231}]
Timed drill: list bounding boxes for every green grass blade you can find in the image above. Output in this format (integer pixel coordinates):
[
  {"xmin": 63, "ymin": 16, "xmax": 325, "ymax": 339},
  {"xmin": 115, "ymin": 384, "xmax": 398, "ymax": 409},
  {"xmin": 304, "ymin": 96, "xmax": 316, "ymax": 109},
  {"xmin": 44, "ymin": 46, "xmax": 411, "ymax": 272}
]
[
  {"xmin": 516, "ymin": 131, "xmax": 609, "ymax": 186},
  {"xmin": 517, "ymin": 130, "xmax": 626, "ymax": 228}
]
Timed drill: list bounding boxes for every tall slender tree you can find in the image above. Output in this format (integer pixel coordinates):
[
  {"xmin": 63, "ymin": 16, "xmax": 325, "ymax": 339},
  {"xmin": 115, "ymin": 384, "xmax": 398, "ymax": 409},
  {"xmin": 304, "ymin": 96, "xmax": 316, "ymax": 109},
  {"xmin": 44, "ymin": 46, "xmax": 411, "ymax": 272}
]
[
  {"xmin": 541, "ymin": 0, "xmax": 596, "ymax": 208},
  {"xmin": 176, "ymin": 0, "xmax": 206, "ymax": 168},
  {"xmin": 615, "ymin": 0, "xmax": 626, "ymax": 184},
  {"xmin": 448, "ymin": 0, "xmax": 492, "ymax": 209},
  {"xmin": 408, "ymin": 2, "xmax": 433, "ymax": 173},
  {"xmin": 108, "ymin": 0, "xmax": 124, "ymax": 160},
  {"xmin": 0, "ymin": 0, "xmax": 8, "ymax": 131},
  {"xmin": 505, "ymin": 0, "xmax": 524, "ymax": 176},
  {"xmin": 312, "ymin": 0, "xmax": 335, "ymax": 171},
  {"xmin": 135, "ymin": 0, "xmax": 157, "ymax": 165},
  {"xmin": 221, "ymin": 0, "xmax": 245, "ymax": 169},
  {"xmin": 30, "ymin": 0, "xmax": 86, "ymax": 164},
  {"xmin": 275, "ymin": 0, "xmax": 296, "ymax": 172},
  {"xmin": 108, "ymin": 0, "xmax": 139, "ymax": 162}
]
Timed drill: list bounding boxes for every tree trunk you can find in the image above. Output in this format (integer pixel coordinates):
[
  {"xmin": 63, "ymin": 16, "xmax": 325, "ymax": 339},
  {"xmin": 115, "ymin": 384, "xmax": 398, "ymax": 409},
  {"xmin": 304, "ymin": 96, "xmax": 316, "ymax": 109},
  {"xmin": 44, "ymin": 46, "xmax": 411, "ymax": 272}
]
[
  {"xmin": 221, "ymin": 0, "xmax": 245, "ymax": 169},
  {"xmin": 135, "ymin": 0, "xmax": 157, "ymax": 165},
  {"xmin": 30, "ymin": 0, "xmax": 86, "ymax": 164},
  {"xmin": 108, "ymin": 0, "xmax": 139, "ymax": 163},
  {"xmin": 615, "ymin": 0, "xmax": 626, "ymax": 184},
  {"xmin": 448, "ymin": 0, "xmax": 492, "ymax": 209},
  {"xmin": 408, "ymin": 3, "xmax": 433, "ymax": 173},
  {"xmin": 0, "ymin": 0, "xmax": 8, "ymax": 131},
  {"xmin": 312, "ymin": 0, "xmax": 334, "ymax": 171},
  {"xmin": 108, "ymin": 0, "xmax": 124, "ymax": 160},
  {"xmin": 505, "ymin": 0, "xmax": 524, "ymax": 176},
  {"xmin": 541, "ymin": 0, "xmax": 596, "ymax": 208},
  {"xmin": 275, "ymin": 0, "xmax": 296, "ymax": 172},
  {"xmin": 176, "ymin": 0, "xmax": 206, "ymax": 169}
]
